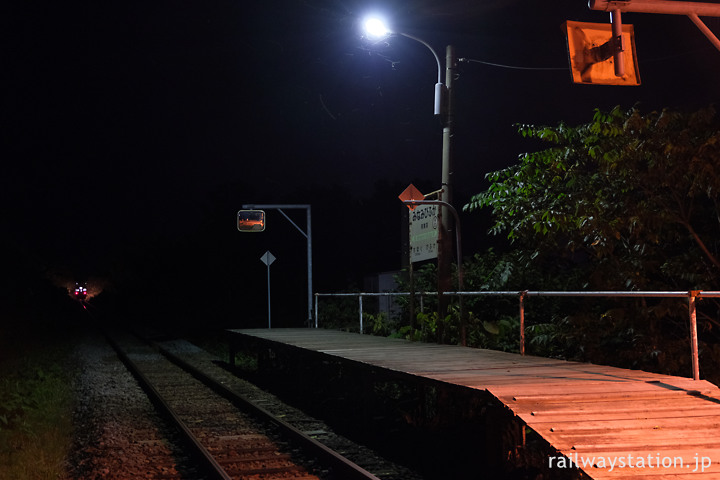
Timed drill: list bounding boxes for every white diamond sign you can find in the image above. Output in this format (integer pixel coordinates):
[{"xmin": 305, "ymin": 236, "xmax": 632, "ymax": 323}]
[{"xmin": 260, "ymin": 251, "xmax": 276, "ymax": 266}]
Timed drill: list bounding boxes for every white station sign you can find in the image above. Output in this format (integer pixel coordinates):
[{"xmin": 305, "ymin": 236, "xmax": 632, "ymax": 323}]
[{"xmin": 410, "ymin": 204, "xmax": 438, "ymax": 263}]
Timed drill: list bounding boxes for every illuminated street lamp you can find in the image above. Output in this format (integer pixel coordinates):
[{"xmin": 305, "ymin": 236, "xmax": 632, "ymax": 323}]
[
  {"xmin": 362, "ymin": 17, "xmax": 462, "ymax": 344},
  {"xmin": 362, "ymin": 17, "xmax": 446, "ymax": 116},
  {"xmin": 363, "ymin": 17, "xmax": 390, "ymax": 37}
]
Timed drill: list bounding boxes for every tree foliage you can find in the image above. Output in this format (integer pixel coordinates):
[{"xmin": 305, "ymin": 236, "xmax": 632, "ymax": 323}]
[
  {"xmin": 459, "ymin": 106, "xmax": 720, "ymax": 382},
  {"xmin": 465, "ymin": 105, "xmax": 720, "ymax": 290}
]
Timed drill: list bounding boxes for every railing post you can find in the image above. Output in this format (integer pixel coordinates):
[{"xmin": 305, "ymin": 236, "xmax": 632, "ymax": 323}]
[
  {"xmin": 359, "ymin": 295, "xmax": 364, "ymax": 333},
  {"xmin": 688, "ymin": 290, "xmax": 701, "ymax": 381},
  {"xmin": 314, "ymin": 294, "xmax": 319, "ymax": 328},
  {"xmin": 519, "ymin": 291, "xmax": 528, "ymax": 356}
]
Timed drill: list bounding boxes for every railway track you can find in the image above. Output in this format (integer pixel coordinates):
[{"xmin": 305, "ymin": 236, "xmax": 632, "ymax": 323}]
[{"xmin": 103, "ymin": 331, "xmax": 400, "ymax": 480}]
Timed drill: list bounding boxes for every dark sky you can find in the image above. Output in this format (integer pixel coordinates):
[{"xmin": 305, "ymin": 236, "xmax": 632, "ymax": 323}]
[{"xmin": 3, "ymin": 1, "xmax": 720, "ymax": 317}]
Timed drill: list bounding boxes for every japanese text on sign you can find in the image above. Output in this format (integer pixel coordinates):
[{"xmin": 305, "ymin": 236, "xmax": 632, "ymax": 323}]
[{"xmin": 410, "ymin": 204, "xmax": 438, "ymax": 262}]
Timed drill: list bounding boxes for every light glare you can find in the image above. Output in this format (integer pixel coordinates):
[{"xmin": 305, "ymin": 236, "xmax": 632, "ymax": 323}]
[{"xmin": 363, "ymin": 17, "xmax": 390, "ymax": 38}]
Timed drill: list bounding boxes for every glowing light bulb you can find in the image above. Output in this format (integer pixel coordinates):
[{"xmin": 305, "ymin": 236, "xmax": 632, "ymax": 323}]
[{"xmin": 363, "ymin": 17, "xmax": 390, "ymax": 38}]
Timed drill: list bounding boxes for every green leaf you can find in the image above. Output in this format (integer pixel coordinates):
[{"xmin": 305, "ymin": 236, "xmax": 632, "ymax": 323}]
[{"xmin": 483, "ymin": 321, "xmax": 500, "ymax": 335}]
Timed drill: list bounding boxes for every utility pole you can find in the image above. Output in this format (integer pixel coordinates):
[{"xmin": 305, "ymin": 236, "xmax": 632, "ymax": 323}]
[
  {"xmin": 437, "ymin": 45, "xmax": 457, "ymax": 336},
  {"xmin": 361, "ymin": 19, "xmax": 462, "ymax": 343}
]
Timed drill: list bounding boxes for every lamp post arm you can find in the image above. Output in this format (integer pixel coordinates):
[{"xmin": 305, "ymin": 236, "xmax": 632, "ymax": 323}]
[{"xmin": 398, "ymin": 32, "xmax": 443, "ymax": 84}]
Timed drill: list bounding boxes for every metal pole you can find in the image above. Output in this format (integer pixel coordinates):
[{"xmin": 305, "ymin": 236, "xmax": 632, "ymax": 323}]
[
  {"xmin": 519, "ymin": 291, "xmax": 527, "ymax": 356},
  {"xmin": 386, "ymin": 35, "xmax": 457, "ymax": 340},
  {"xmin": 689, "ymin": 291, "xmax": 700, "ymax": 380},
  {"xmin": 437, "ymin": 45, "xmax": 456, "ymax": 334},
  {"xmin": 306, "ymin": 207, "xmax": 313, "ymax": 326},
  {"xmin": 398, "ymin": 32, "xmax": 442, "ymax": 85},
  {"xmin": 590, "ymin": 0, "xmax": 720, "ymax": 16},
  {"xmin": 610, "ymin": 9, "xmax": 625, "ymax": 77},
  {"xmin": 408, "ymin": 209, "xmax": 416, "ymax": 330},
  {"xmin": 266, "ymin": 262, "xmax": 272, "ymax": 329},
  {"xmin": 359, "ymin": 295, "xmax": 364, "ymax": 333},
  {"xmin": 243, "ymin": 204, "xmax": 313, "ymax": 327},
  {"xmin": 688, "ymin": 13, "xmax": 720, "ymax": 52},
  {"xmin": 589, "ymin": 0, "xmax": 720, "ymax": 52},
  {"xmin": 314, "ymin": 294, "xmax": 319, "ymax": 328}
]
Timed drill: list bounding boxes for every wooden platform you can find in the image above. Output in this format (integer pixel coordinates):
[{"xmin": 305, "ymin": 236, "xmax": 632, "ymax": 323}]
[{"xmin": 228, "ymin": 328, "xmax": 720, "ymax": 479}]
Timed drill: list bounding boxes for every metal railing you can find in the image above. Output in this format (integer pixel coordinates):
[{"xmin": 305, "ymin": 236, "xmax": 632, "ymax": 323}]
[
  {"xmin": 314, "ymin": 290, "xmax": 720, "ymax": 381},
  {"xmin": 313, "ymin": 292, "xmax": 437, "ymax": 333}
]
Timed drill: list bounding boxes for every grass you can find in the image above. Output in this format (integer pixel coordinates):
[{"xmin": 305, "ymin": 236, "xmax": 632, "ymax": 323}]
[{"xmin": 0, "ymin": 327, "xmax": 75, "ymax": 480}]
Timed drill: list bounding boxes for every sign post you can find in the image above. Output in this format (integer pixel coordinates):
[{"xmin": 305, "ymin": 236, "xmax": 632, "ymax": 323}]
[
  {"xmin": 260, "ymin": 251, "xmax": 276, "ymax": 328},
  {"xmin": 400, "ymin": 195, "xmax": 467, "ymax": 346},
  {"xmin": 243, "ymin": 204, "xmax": 313, "ymax": 327},
  {"xmin": 399, "ymin": 184, "xmax": 441, "ymax": 336}
]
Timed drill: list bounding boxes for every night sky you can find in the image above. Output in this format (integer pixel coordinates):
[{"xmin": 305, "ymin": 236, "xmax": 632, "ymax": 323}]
[{"xmin": 3, "ymin": 1, "xmax": 720, "ymax": 324}]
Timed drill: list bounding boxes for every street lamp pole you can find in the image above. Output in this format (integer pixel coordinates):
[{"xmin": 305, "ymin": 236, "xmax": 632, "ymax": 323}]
[
  {"xmin": 438, "ymin": 45, "xmax": 456, "ymax": 336},
  {"xmin": 362, "ymin": 18, "xmax": 459, "ymax": 342}
]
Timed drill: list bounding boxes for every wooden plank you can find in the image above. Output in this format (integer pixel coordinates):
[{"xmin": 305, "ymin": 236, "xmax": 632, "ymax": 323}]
[
  {"xmin": 561, "ymin": 447, "xmax": 720, "ymax": 466},
  {"xmin": 570, "ymin": 439, "xmax": 720, "ymax": 452},
  {"xmin": 522, "ymin": 407, "xmax": 720, "ymax": 423},
  {"xmin": 554, "ymin": 427, "xmax": 720, "ymax": 440},
  {"xmin": 557, "ymin": 432, "xmax": 720, "ymax": 450},
  {"xmin": 533, "ymin": 416, "xmax": 720, "ymax": 433},
  {"xmin": 228, "ymin": 329, "xmax": 720, "ymax": 480},
  {"xmin": 492, "ymin": 383, "xmax": 718, "ymax": 403},
  {"xmin": 509, "ymin": 395, "xmax": 717, "ymax": 412}
]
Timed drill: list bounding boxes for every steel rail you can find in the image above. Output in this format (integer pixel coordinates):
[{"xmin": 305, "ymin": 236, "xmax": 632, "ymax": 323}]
[
  {"xmin": 150, "ymin": 340, "xmax": 383, "ymax": 480},
  {"xmin": 104, "ymin": 332, "xmax": 232, "ymax": 480}
]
